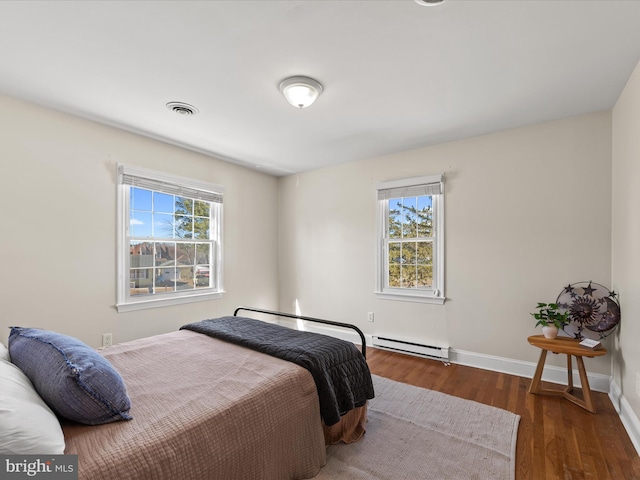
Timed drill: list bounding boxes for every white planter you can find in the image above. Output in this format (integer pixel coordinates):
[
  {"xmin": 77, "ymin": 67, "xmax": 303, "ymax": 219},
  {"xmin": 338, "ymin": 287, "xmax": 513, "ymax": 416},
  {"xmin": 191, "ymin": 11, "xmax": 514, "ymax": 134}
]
[{"xmin": 541, "ymin": 325, "xmax": 559, "ymax": 339}]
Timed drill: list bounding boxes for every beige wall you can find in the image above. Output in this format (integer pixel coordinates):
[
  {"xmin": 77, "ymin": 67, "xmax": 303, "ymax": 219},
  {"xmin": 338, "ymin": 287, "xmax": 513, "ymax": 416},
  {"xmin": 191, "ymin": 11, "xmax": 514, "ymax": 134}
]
[
  {"xmin": 0, "ymin": 90, "xmax": 618, "ymax": 380},
  {"xmin": 0, "ymin": 94, "xmax": 279, "ymax": 348},
  {"xmin": 612, "ymin": 60, "xmax": 640, "ymax": 418},
  {"xmin": 279, "ymin": 111, "xmax": 613, "ymax": 373}
]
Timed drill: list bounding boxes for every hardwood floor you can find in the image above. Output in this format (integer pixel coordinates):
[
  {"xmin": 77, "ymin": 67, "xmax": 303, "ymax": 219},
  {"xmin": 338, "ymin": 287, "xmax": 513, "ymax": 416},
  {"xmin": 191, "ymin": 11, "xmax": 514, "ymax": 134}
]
[{"xmin": 365, "ymin": 347, "xmax": 640, "ymax": 480}]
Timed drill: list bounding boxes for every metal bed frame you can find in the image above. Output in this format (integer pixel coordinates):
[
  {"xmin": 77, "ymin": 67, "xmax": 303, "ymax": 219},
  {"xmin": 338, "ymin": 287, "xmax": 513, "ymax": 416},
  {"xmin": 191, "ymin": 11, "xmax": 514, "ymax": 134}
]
[{"xmin": 233, "ymin": 306, "xmax": 367, "ymax": 359}]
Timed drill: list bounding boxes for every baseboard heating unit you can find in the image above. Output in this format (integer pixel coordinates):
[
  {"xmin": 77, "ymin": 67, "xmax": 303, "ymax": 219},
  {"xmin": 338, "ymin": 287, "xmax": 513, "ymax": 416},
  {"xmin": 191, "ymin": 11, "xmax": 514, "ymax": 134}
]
[{"xmin": 372, "ymin": 336, "xmax": 449, "ymax": 362}]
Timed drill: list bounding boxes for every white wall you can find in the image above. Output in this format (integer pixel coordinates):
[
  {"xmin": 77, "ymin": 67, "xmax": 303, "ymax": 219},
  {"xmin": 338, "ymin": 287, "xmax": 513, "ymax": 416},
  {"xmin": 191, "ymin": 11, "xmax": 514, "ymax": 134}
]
[
  {"xmin": 278, "ymin": 111, "xmax": 613, "ymax": 374},
  {"xmin": 0, "ymin": 94, "xmax": 279, "ymax": 348},
  {"xmin": 612, "ymin": 60, "xmax": 640, "ymax": 422}
]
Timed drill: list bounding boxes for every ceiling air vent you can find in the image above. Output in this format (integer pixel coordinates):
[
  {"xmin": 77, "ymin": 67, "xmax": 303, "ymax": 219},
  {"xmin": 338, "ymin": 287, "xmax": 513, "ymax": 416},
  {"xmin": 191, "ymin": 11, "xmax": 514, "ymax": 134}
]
[{"xmin": 166, "ymin": 102, "xmax": 199, "ymax": 116}]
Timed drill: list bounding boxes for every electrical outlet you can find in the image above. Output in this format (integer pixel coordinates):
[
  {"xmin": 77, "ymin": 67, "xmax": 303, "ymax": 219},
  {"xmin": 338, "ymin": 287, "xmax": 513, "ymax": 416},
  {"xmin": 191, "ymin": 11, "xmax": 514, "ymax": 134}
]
[
  {"xmin": 367, "ymin": 312, "xmax": 375, "ymax": 322},
  {"xmin": 102, "ymin": 333, "xmax": 113, "ymax": 348}
]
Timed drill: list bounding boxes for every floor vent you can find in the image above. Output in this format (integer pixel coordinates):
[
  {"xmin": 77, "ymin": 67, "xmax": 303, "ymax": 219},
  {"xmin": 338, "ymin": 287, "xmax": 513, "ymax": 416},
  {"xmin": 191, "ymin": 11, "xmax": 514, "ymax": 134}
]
[{"xmin": 372, "ymin": 336, "xmax": 449, "ymax": 362}]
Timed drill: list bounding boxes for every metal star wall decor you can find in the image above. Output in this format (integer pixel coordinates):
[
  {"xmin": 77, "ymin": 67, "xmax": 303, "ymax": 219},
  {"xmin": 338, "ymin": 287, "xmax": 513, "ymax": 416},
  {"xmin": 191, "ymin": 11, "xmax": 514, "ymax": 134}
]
[{"xmin": 556, "ymin": 281, "xmax": 621, "ymax": 340}]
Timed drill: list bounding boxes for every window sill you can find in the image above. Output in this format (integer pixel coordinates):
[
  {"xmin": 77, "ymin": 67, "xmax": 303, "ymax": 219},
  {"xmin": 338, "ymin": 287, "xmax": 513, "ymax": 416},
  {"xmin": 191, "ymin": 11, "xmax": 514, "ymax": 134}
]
[
  {"xmin": 116, "ymin": 290, "xmax": 224, "ymax": 312},
  {"xmin": 375, "ymin": 291, "xmax": 446, "ymax": 305}
]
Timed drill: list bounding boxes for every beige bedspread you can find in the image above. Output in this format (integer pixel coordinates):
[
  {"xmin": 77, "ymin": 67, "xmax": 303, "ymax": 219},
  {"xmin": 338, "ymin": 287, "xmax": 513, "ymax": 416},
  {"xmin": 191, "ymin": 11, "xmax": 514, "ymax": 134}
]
[{"xmin": 63, "ymin": 330, "xmax": 326, "ymax": 480}]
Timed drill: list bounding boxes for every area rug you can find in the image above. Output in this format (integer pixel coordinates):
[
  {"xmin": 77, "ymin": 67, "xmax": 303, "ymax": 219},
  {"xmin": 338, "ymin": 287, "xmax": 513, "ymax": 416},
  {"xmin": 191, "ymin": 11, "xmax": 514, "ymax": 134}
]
[{"xmin": 314, "ymin": 375, "xmax": 520, "ymax": 480}]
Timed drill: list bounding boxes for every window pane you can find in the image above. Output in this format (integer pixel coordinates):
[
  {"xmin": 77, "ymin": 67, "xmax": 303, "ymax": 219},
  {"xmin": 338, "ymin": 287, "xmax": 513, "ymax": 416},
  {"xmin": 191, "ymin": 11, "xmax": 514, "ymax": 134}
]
[
  {"xmin": 193, "ymin": 217, "xmax": 210, "ymax": 239},
  {"xmin": 154, "ymin": 213, "xmax": 174, "ymax": 238},
  {"xmin": 154, "ymin": 192, "xmax": 174, "ymax": 214},
  {"xmin": 417, "ymin": 196, "xmax": 433, "ymax": 237},
  {"xmin": 388, "ymin": 242, "xmax": 401, "ymax": 265},
  {"xmin": 130, "ymin": 211, "xmax": 152, "ymax": 237},
  {"xmin": 176, "ymin": 243, "xmax": 196, "ymax": 266},
  {"xmin": 174, "ymin": 215, "xmax": 192, "ymax": 239},
  {"xmin": 195, "ymin": 244, "xmax": 211, "ymax": 288},
  {"xmin": 195, "ymin": 264, "xmax": 210, "ymax": 288},
  {"xmin": 401, "ymin": 242, "xmax": 417, "ymax": 265},
  {"xmin": 389, "ymin": 198, "xmax": 403, "ymax": 239},
  {"xmin": 402, "ymin": 197, "xmax": 417, "ymax": 238},
  {"xmin": 131, "ymin": 188, "xmax": 152, "ymax": 211},
  {"xmin": 196, "ymin": 244, "xmax": 211, "ymax": 265},
  {"xmin": 388, "ymin": 264, "xmax": 401, "ymax": 287},
  {"xmin": 129, "ymin": 268, "xmax": 153, "ymax": 296},
  {"xmin": 401, "ymin": 265, "xmax": 417, "ymax": 288},
  {"xmin": 155, "ymin": 267, "xmax": 176, "ymax": 291},
  {"xmin": 417, "ymin": 266, "xmax": 433, "ymax": 288},
  {"xmin": 130, "ymin": 241, "xmax": 154, "ymax": 268},
  {"xmin": 175, "ymin": 197, "xmax": 193, "ymax": 216},
  {"xmin": 155, "ymin": 242, "xmax": 175, "ymax": 264},
  {"xmin": 176, "ymin": 267, "xmax": 194, "ymax": 290},
  {"xmin": 416, "ymin": 241, "xmax": 433, "ymax": 265},
  {"xmin": 417, "ymin": 195, "xmax": 432, "ymax": 211},
  {"xmin": 194, "ymin": 200, "xmax": 210, "ymax": 217}
]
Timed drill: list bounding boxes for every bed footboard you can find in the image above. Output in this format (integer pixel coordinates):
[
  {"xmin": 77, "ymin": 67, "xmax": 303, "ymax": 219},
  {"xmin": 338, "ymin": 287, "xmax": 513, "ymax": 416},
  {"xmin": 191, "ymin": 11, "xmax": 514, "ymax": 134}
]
[{"xmin": 233, "ymin": 306, "xmax": 367, "ymax": 359}]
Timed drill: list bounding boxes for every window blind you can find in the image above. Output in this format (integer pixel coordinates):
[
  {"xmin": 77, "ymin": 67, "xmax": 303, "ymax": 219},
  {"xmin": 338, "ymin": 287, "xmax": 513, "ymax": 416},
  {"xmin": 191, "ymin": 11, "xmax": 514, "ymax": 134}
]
[
  {"xmin": 121, "ymin": 171, "xmax": 223, "ymax": 204},
  {"xmin": 377, "ymin": 181, "xmax": 442, "ymax": 200}
]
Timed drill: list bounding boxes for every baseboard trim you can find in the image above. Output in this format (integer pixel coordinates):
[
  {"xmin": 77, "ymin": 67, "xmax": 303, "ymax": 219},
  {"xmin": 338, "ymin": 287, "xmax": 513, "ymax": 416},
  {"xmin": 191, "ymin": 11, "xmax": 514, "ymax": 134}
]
[
  {"xmin": 610, "ymin": 379, "xmax": 640, "ymax": 456},
  {"xmin": 449, "ymin": 348, "xmax": 612, "ymax": 392}
]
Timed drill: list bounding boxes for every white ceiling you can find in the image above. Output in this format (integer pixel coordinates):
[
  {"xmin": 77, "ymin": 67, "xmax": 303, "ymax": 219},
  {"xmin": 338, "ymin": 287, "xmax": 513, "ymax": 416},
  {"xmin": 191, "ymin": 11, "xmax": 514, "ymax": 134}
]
[{"xmin": 1, "ymin": 1, "xmax": 640, "ymax": 176}]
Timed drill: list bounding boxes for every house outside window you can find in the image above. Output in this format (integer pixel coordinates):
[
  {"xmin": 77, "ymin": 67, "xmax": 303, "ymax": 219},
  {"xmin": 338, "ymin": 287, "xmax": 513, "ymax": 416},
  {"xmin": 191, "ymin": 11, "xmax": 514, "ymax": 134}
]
[
  {"xmin": 376, "ymin": 174, "xmax": 444, "ymax": 304},
  {"xmin": 116, "ymin": 164, "xmax": 224, "ymax": 312}
]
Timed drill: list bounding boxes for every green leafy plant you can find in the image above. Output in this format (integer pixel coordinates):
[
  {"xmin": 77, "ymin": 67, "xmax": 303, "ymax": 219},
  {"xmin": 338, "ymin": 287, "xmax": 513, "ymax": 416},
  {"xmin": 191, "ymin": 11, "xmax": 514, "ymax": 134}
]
[{"xmin": 531, "ymin": 303, "xmax": 570, "ymax": 328}]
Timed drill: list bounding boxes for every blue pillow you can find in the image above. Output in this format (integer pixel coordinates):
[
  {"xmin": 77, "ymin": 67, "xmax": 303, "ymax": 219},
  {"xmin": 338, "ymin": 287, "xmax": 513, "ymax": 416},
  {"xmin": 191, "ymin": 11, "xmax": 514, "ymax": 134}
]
[{"xmin": 8, "ymin": 327, "xmax": 132, "ymax": 425}]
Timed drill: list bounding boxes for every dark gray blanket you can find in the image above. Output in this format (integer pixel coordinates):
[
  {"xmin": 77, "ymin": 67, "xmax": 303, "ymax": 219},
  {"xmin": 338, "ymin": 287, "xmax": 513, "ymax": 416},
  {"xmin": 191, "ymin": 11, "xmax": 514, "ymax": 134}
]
[{"xmin": 180, "ymin": 316, "xmax": 375, "ymax": 426}]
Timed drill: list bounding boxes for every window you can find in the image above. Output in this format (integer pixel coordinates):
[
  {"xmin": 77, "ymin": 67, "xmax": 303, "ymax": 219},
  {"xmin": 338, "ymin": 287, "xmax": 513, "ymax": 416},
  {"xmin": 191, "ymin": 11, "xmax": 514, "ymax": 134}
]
[
  {"xmin": 116, "ymin": 164, "xmax": 224, "ymax": 312},
  {"xmin": 376, "ymin": 174, "xmax": 444, "ymax": 304}
]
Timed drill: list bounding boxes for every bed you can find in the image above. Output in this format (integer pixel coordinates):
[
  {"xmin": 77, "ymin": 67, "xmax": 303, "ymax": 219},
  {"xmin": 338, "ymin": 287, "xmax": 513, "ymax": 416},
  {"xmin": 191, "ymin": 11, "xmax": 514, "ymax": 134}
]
[{"xmin": 25, "ymin": 307, "xmax": 373, "ymax": 480}]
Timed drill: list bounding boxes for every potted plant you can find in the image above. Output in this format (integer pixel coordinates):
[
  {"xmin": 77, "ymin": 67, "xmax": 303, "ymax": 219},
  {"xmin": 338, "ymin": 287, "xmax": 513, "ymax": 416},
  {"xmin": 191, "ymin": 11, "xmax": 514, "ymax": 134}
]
[{"xmin": 531, "ymin": 302, "xmax": 570, "ymax": 339}]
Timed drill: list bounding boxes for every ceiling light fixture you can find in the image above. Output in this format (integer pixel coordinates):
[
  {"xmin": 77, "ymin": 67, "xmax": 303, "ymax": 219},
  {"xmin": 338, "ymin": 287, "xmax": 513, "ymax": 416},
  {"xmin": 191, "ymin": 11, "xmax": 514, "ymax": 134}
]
[
  {"xmin": 414, "ymin": 0, "xmax": 445, "ymax": 6},
  {"xmin": 279, "ymin": 76, "xmax": 323, "ymax": 109},
  {"xmin": 166, "ymin": 102, "xmax": 199, "ymax": 116}
]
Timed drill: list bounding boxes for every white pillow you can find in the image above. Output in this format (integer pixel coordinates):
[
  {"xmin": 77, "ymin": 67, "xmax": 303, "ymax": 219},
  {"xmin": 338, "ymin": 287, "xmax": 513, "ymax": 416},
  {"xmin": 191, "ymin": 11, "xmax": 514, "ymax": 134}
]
[
  {"xmin": 0, "ymin": 341, "xmax": 9, "ymax": 362},
  {"xmin": 0, "ymin": 357, "xmax": 66, "ymax": 454}
]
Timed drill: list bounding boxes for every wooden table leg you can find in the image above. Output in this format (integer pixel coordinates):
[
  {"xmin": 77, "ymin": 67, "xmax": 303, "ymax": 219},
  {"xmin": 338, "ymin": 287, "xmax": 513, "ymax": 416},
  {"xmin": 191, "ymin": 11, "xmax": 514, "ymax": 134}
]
[
  {"xmin": 567, "ymin": 354, "xmax": 573, "ymax": 391},
  {"xmin": 576, "ymin": 356, "xmax": 596, "ymax": 413},
  {"xmin": 529, "ymin": 348, "xmax": 548, "ymax": 394}
]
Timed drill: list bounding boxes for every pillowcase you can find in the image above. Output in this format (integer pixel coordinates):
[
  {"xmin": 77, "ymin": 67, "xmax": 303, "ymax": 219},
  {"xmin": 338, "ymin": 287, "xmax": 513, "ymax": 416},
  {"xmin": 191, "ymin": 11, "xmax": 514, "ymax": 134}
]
[
  {"xmin": 8, "ymin": 327, "xmax": 132, "ymax": 425},
  {"xmin": 0, "ymin": 357, "xmax": 65, "ymax": 454},
  {"xmin": 0, "ymin": 341, "xmax": 9, "ymax": 362}
]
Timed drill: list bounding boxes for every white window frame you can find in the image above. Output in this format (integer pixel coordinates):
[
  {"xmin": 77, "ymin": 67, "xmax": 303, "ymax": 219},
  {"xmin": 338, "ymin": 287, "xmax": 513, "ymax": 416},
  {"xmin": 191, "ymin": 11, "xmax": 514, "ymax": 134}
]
[
  {"xmin": 116, "ymin": 164, "xmax": 224, "ymax": 312},
  {"xmin": 376, "ymin": 174, "xmax": 445, "ymax": 304}
]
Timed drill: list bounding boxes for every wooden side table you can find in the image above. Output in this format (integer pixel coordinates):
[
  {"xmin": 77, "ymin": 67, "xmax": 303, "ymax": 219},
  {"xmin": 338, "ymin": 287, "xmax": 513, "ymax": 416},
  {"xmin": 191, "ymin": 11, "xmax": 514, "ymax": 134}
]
[{"xmin": 527, "ymin": 335, "xmax": 607, "ymax": 413}]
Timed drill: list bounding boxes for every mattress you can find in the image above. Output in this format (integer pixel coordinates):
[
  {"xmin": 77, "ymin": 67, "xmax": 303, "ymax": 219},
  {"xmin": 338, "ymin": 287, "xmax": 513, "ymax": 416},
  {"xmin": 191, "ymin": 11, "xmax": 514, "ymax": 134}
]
[{"xmin": 62, "ymin": 329, "xmax": 326, "ymax": 480}]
